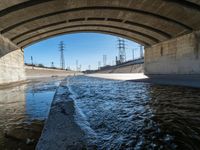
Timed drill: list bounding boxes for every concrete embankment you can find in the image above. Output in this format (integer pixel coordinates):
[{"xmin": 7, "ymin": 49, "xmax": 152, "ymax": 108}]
[
  {"xmin": 36, "ymin": 79, "xmax": 86, "ymax": 150},
  {"xmin": 0, "ymin": 65, "xmax": 80, "ymax": 86},
  {"xmin": 97, "ymin": 63, "xmax": 143, "ymax": 73},
  {"xmin": 25, "ymin": 66, "xmax": 80, "ymax": 79}
]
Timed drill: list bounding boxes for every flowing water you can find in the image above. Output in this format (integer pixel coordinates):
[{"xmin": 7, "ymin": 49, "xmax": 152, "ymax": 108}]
[
  {"xmin": 66, "ymin": 76, "xmax": 200, "ymax": 150},
  {"xmin": 0, "ymin": 78, "xmax": 62, "ymax": 150},
  {"xmin": 0, "ymin": 76, "xmax": 200, "ymax": 150}
]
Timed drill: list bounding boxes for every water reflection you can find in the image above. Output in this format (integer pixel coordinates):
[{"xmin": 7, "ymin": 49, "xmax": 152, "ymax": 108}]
[
  {"xmin": 149, "ymin": 85, "xmax": 200, "ymax": 150},
  {"xmin": 0, "ymin": 78, "xmax": 61, "ymax": 150}
]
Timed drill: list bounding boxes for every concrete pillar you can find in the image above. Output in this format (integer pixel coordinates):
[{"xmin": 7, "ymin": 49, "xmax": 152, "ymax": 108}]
[
  {"xmin": 0, "ymin": 49, "xmax": 26, "ymax": 84},
  {"xmin": 144, "ymin": 31, "xmax": 200, "ymax": 74},
  {"xmin": 0, "ymin": 34, "xmax": 26, "ymax": 84}
]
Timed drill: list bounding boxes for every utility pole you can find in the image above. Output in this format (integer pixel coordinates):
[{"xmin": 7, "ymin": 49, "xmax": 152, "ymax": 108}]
[
  {"xmin": 116, "ymin": 56, "xmax": 118, "ymax": 65},
  {"xmin": 88, "ymin": 65, "xmax": 91, "ymax": 70},
  {"xmin": 67, "ymin": 66, "xmax": 70, "ymax": 70},
  {"xmin": 112, "ymin": 60, "xmax": 115, "ymax": 66},
  {"xmin": 31, "ymin": 56, "xmax": 34, "ymax": 69},
  {"xmin": 51, "ymin": 62, "xmax": 54, "ymax": 68},
  {"xmin": 118, "ymin": 38, "xmax": 126, "ymax": 64},
  {"xmin": 98, "ymin": 61, "xmax": 101, "ymax": 70},
  {"xmin": 103, "ymin": 55, "xmax": 107, "ymax": 66},
  {"xmin": 76, "ymin": 60, "xmax": 78, "ymax": 71},
  {"xmin": 59, "ymin": 41, "xmax": 65, "ymax": 70},
  {"xmin": 79, "ymin": 65, "xmax": 82, "ymax": 72}
]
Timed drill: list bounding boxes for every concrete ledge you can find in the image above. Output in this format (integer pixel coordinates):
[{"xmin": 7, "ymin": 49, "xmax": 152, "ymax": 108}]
[{"xmin": 36, "ymin": 79, "xmax": 86, "ymax": 150}]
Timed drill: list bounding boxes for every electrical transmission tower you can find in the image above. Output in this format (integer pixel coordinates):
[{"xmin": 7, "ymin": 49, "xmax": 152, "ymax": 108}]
[
  {"xmin": 59, "ymin": 41, "xmax": 65, "ymax": 70},
  {"xmin": 117, "ymin": 38, "xmax": 126, "ymax": 63},
  {"xmin": 103, "ymin": 55, "xmax": 107, "ymax": 66}
]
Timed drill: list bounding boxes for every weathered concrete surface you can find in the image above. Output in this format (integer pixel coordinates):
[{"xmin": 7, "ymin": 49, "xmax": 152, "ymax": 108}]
[
  {"xmin": 36, "ymin": 80, "xmax": 86, "ymax": 150},
  {"xmin": 113, "ymin": 64, "xmax": 143, "ymax": 73},
  {"xmin": 0, "ymin": 49, "xmax": 26, "ymax": 84},
  {"xmin": 25, "ymin": 66, "xmax": 82, "ymax": 79},
  {"xmin": 97, "ymin": 63, "xmax": 143, "ymax": 73},
  {"xmin": 0, "ymin": 34, "xmax": 19, "ymax": 57},
  {"xmin": 145, "ymin": 31, "xmax": 200, "ymax": 74}
]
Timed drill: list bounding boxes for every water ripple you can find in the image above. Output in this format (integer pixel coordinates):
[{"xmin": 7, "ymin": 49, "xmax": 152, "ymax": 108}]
[{"xmin": 67, "ymin": 76, "xmax": 200, "ymax": 150}]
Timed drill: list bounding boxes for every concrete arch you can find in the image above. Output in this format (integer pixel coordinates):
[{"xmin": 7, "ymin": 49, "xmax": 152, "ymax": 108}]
[
  {"xmin": 0, "ymin": 6, "xmax": 192, "ymax": 34},
  {"xmin": 2, "ymin": 8, "xmax": 181, "ymax": 39},
  {"xmin": 18, "ymin": 27, "xmax": 152, "ymax": 48},
  {"xmin": 11, "ymin": 20, "xmax": 170, "ymax": 42},
  {"xmin": 0, "ymin": 0, "xmax": 200, "ymax": 49},
  {"xmin": 15, "ymin": 24, "xmax": 160, "ymax": 45}
]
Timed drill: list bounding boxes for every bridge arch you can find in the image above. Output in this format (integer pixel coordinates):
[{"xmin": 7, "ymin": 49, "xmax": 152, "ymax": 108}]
[{"xmin": 0, "ymin": 0, "xmax": 200, "ymax": 50}]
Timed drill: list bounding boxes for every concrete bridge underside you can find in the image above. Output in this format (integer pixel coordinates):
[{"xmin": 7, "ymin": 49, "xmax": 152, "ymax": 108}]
[{"xmin": 0, "ymin": 0, "xmax": 200, "ymax": 84}]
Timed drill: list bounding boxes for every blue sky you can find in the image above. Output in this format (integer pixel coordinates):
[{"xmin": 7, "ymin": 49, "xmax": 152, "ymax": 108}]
[{"xmin": 24, "ymin": 33, "xmax": 142, "ymax": 71}]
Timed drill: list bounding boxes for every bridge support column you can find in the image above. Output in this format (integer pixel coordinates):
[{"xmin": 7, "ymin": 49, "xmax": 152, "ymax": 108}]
[
  {"xmin": 0, "ymin": 35, "xmax": 26, "ymax": 85},
  {"xmin": 144, "ymin": 31, "xmax": 200, "ymax": 74}
]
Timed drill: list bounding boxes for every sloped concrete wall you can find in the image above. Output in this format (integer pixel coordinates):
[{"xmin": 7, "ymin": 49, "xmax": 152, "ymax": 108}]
[
  {"xmin": 0, "ymin": 49, "xmax": 26, "ymax": 84},
  {"xmin": 97, "ymin": 64, "xmax": 143, "ymax": 73},
  {"xmin": 145, "ymin": 31, "xmax": 200, "ymax": 74},
  {"xmin": 113, "ymin": 64, "xmax": 143, "ymax": 73}
]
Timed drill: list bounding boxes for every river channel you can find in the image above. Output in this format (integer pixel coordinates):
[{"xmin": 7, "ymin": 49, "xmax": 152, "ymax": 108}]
[{"xmin": 1, "ymin": 76, "xmax": 200, "ymax": 150}]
